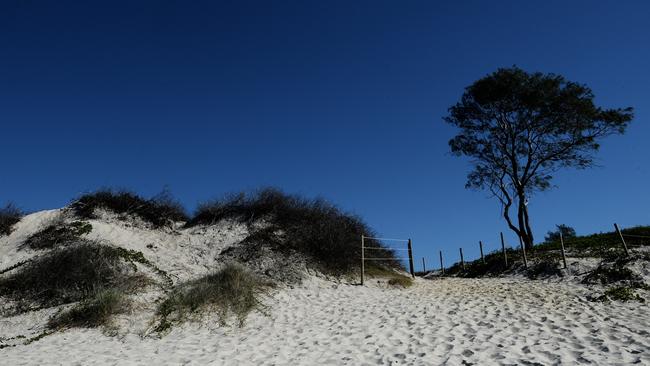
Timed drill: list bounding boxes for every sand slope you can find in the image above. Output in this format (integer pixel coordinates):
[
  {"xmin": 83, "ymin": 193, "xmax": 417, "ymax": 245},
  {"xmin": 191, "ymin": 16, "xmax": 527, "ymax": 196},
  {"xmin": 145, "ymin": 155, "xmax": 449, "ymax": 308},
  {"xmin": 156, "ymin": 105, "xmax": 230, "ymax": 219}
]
[{"xmin": 2, "ymin": 277, "xmax": 648, "ymax": 365}]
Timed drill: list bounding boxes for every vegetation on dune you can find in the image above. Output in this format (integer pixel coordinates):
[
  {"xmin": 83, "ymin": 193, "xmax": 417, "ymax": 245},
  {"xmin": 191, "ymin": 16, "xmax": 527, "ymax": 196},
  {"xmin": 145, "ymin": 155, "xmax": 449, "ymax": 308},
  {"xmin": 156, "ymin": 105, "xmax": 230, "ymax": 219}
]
[
  {"xmin": 536, "ymin": 226, "xmax": 650, "ymax": 256},
  {"xmin": 439, "ymin": 225, "xmax": 650, "ymax": 279},
  {"xmin": 155, "ymin": 264, "xmax": 270, "ymax": 332},
  {"xmin": 70, "ymin": 189, "xmax": 188, "ymax": 228},
  {"xmin": 544, "ymin": 224, "xmax": 576, "ymax": 243},
  {"xmin": 47, "ymin": 289, "xmax": 128, "ymax": 329},
  {"xmin": 0, "ymin": 241, "xmax": 149, "ymax": 312},
  {"xmin": 365, "ymin": 264, "xmax": 413, "ymax": 288},
  {"xmin": 595, "ymin": 284, "xmax": 648, "ymax": 303},
  {"xmin": 188, "ymin": 188, "xmax": 401, "ymax": 275},
  {"xmin": 0, "ymin": 203, "xmax": 22, "ymax": 236},
  {"xmin": 21, "ymin": 221, "xmax": 92, "ymax": 250}
]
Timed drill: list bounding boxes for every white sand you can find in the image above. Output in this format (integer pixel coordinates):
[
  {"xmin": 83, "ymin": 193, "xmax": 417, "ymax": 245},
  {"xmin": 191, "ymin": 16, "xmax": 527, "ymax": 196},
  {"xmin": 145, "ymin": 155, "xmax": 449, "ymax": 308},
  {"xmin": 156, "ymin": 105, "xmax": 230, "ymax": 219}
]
[
  {"xmin": 2, "ymin": 277, "xmax": 648, "ymax": 365},
  {"xmin": 2, "ymin": 210, "xmax": 649, "ymax": 365}
]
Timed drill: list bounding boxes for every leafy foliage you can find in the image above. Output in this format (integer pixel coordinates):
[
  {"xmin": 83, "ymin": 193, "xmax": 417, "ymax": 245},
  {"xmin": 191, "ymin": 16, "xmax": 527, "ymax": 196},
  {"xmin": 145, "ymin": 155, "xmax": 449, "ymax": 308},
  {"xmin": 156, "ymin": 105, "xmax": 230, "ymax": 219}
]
[
  {"xmin": 445, "ymin": 67, "xmax": 633, "ymax": 248},
  {"xmin": 70, "ymin": 189, "xmax": 188, "ymax": 228},
  {"xmin": 544, "ymin": 224, "xmax": 576, "ymax": 243},
  {"xmin": 0, "ymin": 203, "xmax": 22, "ymax": 236}
]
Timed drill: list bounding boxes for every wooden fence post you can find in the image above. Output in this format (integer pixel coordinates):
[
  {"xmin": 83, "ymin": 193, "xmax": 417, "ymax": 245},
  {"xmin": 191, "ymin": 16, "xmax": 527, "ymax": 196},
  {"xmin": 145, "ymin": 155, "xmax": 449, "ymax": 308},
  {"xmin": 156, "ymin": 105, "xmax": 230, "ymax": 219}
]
[
  {"xmin": 518, "ymin": 236, "xmax": 528, "ymax": 269},
  {"xmin": 361, "ymin": 235, "xmax": 365, "ymax": 285},
  {"xmin": 422, "ymin": 257, "xmax": 426, "ymax": 273},
  {"xmin": 479, "ymin": 241, "xmax": 485, "ymax": 264},
  {"xmin": 439, "ymin": 250, "xmax": 444, "ymax": 276},
  {"xmin": 407, "ymin": 239, "xmax": 415, "ymax": 278},
  {"xmin": 500, "ymin": 232, "xmax": 508, "ymax": 268},
  {"xmin": 459, "ymin": 247, "xmax": 465, "ymax": 271},
  {"xmin": 614, "ymin": 223, "xmax": 630, "ymax": 256},
  {"xmin": 559, "ymin": 231, "xmax": 568, "ymax": 269}
]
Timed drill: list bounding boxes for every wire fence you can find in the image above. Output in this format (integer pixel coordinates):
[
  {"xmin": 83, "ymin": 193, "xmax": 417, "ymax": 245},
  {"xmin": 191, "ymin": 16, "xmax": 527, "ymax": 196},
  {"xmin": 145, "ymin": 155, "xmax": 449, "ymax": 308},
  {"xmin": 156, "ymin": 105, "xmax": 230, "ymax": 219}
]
[
  {"xmin": 419, "ymin": 222, "xmax": 648, "ymax": 277},
  {"xmin": 360, "ymin": 235, "xmax": 414, "ymax": 285}
]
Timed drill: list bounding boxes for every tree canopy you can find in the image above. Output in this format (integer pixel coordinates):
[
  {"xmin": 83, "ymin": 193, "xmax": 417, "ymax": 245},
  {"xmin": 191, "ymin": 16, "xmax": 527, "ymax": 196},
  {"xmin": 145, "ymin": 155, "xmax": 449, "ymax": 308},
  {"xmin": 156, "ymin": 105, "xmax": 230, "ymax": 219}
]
[{"xmin": 445, "ymin": 67, "xmax": 633, "ymax": 248}]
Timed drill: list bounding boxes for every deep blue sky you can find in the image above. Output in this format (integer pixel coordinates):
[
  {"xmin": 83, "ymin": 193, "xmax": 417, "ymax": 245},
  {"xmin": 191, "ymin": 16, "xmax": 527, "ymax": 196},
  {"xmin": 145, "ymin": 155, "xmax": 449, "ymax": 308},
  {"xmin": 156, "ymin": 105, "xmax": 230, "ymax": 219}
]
[{"xmin": 2, "ymin": 1, "xmax": 649, "ymax": 268}]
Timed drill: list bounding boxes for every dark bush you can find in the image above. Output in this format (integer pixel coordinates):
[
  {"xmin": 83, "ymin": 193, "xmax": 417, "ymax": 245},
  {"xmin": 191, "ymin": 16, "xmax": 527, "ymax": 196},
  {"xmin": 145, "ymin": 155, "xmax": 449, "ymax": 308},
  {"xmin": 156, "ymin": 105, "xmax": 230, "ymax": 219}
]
[
  {"xmin": 155, "ymin": 264, "xmax": 269, "ymax": 331},
  {"xmin": 70, "ymin": 189, "xmax": 188, "ymax": 228},
  {"xmin": 21, "ymin": 221, "xmax": 92, "ymax": 250},
  {"xmin": 189, "ymin": 188, "xmax": 400, "ymax": 275},
  {"xmin": 0, "ymin": 241, "xmax": 145, "ymax": 310},
  {"xmin": 0, "ymin": 203, "xmax": 22, "ymax": 236},
  {"xmin": 582, "ymin": 261, "xmax": 641, "ymax": 285},
  {"xmin": 527, "ymin": 261, "xmax": 564, "ymax": 279}
]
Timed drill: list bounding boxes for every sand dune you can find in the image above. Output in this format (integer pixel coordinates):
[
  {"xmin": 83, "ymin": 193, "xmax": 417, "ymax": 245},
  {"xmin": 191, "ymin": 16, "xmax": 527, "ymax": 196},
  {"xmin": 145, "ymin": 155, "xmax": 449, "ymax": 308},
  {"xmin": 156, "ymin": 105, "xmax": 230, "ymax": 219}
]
[{"xmin": 3, "ymin": 277, "xmax": 648, "ymax": 365}]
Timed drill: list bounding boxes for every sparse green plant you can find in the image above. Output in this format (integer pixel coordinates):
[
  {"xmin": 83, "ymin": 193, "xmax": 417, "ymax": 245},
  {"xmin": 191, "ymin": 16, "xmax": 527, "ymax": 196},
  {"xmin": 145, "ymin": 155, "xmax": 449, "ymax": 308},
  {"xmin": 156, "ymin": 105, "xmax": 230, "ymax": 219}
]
[
  {"xmin": 596, "ymin": 285, "xmax": 645, "ymax": 302},
  {"xmin": 70, "ymin": 188, "xmax": 188, "ymax": 228},
  {"xmin": 47, "ymin": 289, "xmax": 128, "ymax": 329},
  {"xmin": 21, "ymin": 221, "xmax": 92, "ymax": 250},
  {"xmin": 155, "ymin": 264, "xmax": 270, "ymax": 331},
  {"xmin": 582, "ymin": 260, "xmax": 640, "ymax": 285},
  {"xmin": 387, "ymin": 277, "xmax": 413, "ymax": 288},
  {"xmin": 0, "ymin": 203, "xmax": 22, "ymax": 236}
]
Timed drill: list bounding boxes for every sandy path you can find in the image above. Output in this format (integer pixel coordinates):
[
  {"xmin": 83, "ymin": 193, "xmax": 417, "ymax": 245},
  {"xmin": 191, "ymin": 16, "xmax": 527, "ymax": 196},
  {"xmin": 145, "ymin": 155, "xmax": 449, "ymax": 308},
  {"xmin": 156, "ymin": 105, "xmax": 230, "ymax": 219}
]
[{"xmin": 2, "ymin": 278, "xmax": 648, "ymax": 365}]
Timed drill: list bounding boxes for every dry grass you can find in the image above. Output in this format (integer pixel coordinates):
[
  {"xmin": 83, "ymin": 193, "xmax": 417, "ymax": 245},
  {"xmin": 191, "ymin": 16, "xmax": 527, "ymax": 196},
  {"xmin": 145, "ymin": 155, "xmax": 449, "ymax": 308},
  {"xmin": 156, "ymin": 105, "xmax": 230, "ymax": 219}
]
[{"xmin": 155, "ymin": 264, "xmax": 270, "ymax": 332}]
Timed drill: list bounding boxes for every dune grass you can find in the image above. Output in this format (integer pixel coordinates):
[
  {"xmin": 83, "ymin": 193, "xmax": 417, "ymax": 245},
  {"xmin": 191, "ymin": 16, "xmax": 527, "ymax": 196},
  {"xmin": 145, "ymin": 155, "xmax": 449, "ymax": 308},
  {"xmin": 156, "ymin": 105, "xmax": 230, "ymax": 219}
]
[
  {"xmin": 365, "ymin": 264, "xmax": 413, "ymax": 287},
  {"xmin": 21, "ymin": 221, "xmax": 92, "ymax": 250},
  {"xmin": 0, "ymin": 241, "xmax": 148, "ymax": 311},
  {"xmin": 187, "ymin": 188, "xmax": 400, "ymax": 275},
  {"xmin": 0, "ymin": 203, "xmax": 22, "ymax": 236},
  {"xmin": 155, "ymin": 264, "xmax": 269, "ymax": 332},
  {"xmin": 71, "ymin": 189, "xmax": 188, "ymax": 228},
  {"xmin": 47, "ymin": 289, "xmax": 128, "ymax": 329}
]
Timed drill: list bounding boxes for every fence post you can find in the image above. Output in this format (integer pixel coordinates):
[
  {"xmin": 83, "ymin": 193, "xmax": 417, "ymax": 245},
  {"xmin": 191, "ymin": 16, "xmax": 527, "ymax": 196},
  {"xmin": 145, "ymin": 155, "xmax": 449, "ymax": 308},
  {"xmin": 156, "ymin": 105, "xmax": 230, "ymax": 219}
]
[
  {"xmin": 559, "ymin": 231, "xmax": 568, "ymax": 269},
  {"xmin": 479, "ymin": 241, "xmax": 485, "ymax": 264},
  {"xmin": 361, "ymin": 235, "xmax": 365, "ymax": 285},
  {"xmin": 407, "ymin": 239, "xmax": 415, "ymax": 278},
  {"xmin": 518, "ymin": 236, "xmax": 528, "ymax": 269},
  {"xmin": 422, "ymin": 257, "xmax": 426, "ymax": 273},
  {"xmin": 614, "ymin": 223, "xmax": 630, "ymax": 256},
  {"xmin": 439, "ymin": 250, "xmax": 444, "ymax": 276},
  {"xmin": 459, "ymin": 247, "xmax": 465, "ymax": 271},
  {"xmin": 500, "ymin": 232, "xmax": 508, "ymax": 268}
]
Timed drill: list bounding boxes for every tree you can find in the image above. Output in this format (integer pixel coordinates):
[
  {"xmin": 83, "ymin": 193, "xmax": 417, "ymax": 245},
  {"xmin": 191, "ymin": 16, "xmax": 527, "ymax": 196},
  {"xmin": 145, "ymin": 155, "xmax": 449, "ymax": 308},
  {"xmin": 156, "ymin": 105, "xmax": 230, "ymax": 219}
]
[
  {"xmin": 544, "ymin": 224, "xmax": 576, "ymax": 243},
  {"xmin": 445, "ymin": 67, "xmax": 633, "ymax": 249}
]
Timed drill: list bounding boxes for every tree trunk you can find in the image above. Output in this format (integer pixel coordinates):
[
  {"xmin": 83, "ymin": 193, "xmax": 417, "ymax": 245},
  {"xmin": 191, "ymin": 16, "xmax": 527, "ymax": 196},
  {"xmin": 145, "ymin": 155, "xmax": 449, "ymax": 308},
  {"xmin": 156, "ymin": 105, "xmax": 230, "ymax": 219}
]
[
  {"xmin": 516, "ymin": 193, "xmax": 534, "ymax": 250},
  {"xmin": 522, "ymin": 204, "xmax": 534, "ymax": 250}
]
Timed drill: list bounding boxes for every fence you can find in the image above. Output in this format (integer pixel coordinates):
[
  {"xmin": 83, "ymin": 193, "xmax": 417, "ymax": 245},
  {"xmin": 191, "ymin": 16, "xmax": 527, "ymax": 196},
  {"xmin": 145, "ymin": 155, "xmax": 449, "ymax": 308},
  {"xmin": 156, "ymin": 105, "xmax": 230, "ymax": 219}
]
[
  {"xmin": 420, "ymin": 222, "xmax": 649, "ymax": 277},
  {"xmin": 360, "ymin": 235, "xmax": 414, "ymax": 285}
]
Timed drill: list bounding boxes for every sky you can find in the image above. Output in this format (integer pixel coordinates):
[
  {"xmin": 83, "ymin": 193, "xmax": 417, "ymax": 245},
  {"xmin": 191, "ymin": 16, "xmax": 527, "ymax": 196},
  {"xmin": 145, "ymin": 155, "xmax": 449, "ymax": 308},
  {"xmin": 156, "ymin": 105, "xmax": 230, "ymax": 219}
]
[{"xmin": 1, "ymin": 0, "xmax": 649, "ymax": 269}]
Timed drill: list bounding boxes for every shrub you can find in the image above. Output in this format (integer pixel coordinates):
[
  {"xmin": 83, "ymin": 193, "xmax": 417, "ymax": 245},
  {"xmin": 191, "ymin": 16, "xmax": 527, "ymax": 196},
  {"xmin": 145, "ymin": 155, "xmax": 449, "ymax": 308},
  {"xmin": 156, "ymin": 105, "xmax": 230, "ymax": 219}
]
[
  {"xmin": 527, "ymin": 260, "xmax": 564, "ymax": 279},
  {"xmin": 0, "ymin": 203, "xmax": 22, "ymax": 236},
  {"xmin": 21, "ymin": 221, "xmax": 92, "ymax": 250},
  {"xmin": 596, "ymin": 285, "xmax": 646, "ymax": 302},
  {"xmin": 0, "ymin": 241, "xmax": 146, "ymax": 310},
  {"xmin": 582, "ymin": 258, "xmax": 641, "ymax": 285},
  {"xmin": 155, "ymin": 264, "xmax": 269, "ymax": 331},
  {"xmin": 47, "ymin": 289, "xmax": 128, "ymax": 329},
  {"xmin": 70, "ymin": 189, "xmax": 188, "ymax": 228},
  {"xmin": 387, "ymin": 277, "xmax": 413, "ymax": 288},
  {"xmin": 188, "ymin": 188, "xmax": 400, "ymax": 275}
]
